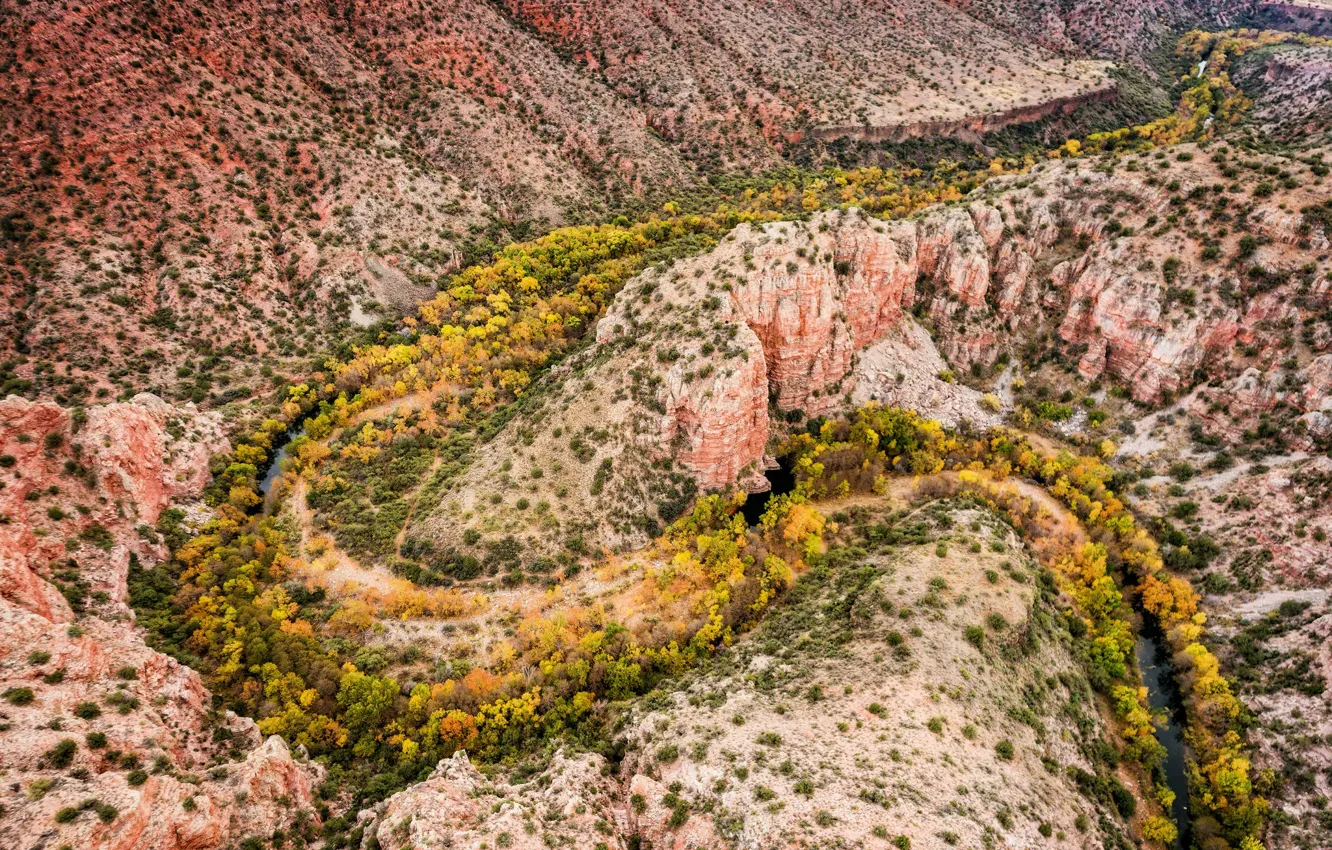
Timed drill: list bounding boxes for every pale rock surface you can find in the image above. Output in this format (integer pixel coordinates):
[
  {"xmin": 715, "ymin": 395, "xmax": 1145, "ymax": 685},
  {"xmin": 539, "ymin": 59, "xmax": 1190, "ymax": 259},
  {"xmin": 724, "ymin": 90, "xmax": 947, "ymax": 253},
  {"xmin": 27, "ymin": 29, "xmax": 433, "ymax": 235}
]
[{"xmin": 369, "ymin": 749, "xmax": 627, "ymax": 850}]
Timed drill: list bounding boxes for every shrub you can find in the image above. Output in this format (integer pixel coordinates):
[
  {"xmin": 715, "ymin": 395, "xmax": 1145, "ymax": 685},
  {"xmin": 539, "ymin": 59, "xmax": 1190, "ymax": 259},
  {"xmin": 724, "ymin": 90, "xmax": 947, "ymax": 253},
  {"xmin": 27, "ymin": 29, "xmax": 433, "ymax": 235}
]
[
  {"xmin": 85, "ymin": 732, "xmax": 107, "ymax": 749},
  {"xmin": 74, "ymin": 701, "xmax": 101, "ymax": 719},
  {"xmin": 54, "ymin": 806, "xmax": 79, "ymax": 823},
  {"xmin": 44, "ymin": 738, "xmax": 77, "ymax": 768},
  {"xmin": 965, "ymin": 625, "xmax": 984, "ymax": 649},
  {"xmin": 3, "ymin": 687, "xmax": 35, "ymax": 705},
  {"xmin": 757, "ymin": 732, "xmax": 782, "ymax": 747},
  {"xmin": 995, "ymin": 740, "xmax": 1015, "ymax": 760},
  {"xmin": 894, "ymin": 836, "xmax": 911, "ymax": 850},
  {"xmin": 1110, "ymin": 781, "xmax": 1136, "ymax": 817},
  {"xmin": 126, "ymin": 770, "xmax": 148, "ymax": 786},
  {"xmin": 656, "ymin": 744, "xmax": 679, "ymax": 763}
]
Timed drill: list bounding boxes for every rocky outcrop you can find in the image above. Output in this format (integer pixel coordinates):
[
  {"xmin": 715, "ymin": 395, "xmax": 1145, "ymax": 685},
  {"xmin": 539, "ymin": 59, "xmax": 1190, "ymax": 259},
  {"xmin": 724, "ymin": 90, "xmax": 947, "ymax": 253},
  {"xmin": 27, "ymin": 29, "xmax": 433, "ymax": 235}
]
[
  {"xmin": 0, "ymin": 394, "xmax": 322, "ymax": 850},
  {"xmin": 656, "ymin": 323, "xmax": 772, "ymax": 493},
  {"xmin": 0, "ymin": 393, "xmax": 229, "ymax": 606},
  {"xmin": 593, "ymin": 211, "xmax": 1001, "ymax": 492},
  {"xmin": 601, "ymin": 146, "xmax": 1332, "ymax": 491},
  {"xmin": 726, "ymin": 219, "xmax": 920, "ymax": 415},
  {"xmin": 368, "ymin": 749, "xmax": 627, "ymax": 850}
]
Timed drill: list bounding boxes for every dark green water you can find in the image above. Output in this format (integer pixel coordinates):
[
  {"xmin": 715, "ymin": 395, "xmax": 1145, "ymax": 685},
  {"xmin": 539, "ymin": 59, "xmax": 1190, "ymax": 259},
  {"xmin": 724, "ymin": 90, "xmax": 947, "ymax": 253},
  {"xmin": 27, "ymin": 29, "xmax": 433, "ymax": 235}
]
[{"xmin": 1135, "ymin": 628, "xmax": 1191, "ymax": 850}]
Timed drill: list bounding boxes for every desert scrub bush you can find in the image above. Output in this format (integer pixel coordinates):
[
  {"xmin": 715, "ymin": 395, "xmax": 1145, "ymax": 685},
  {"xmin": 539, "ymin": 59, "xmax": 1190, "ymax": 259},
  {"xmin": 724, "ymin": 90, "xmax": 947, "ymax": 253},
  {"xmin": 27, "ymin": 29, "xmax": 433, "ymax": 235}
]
[
  {"xmin": 757, "ymin": 731, "xmax": 782, "ymax": 747},
  {"xmin": 753, "ymin": 785, "xmax": 776, "ymax": 801},
  {"xmin": 965, "ymin": 625, "xmax": 985, "ymax": 649},
  {"xmin": 74, "ymin": 701, "xmax": 101, "ymax": 719},
  {"xmin": 3, "ymin": 687, "xmax": 35, "ymax": 705},
  {"xmin": 995, "ymin": 740, "xmax": 1014, "ymax": 760},
  {"xmin": 43, "ymin": 738, "xmax": 77, "ymax": 768},
  {"xmin": 927, "ymin": 716, "xmax": 945, "ymax": 734},
  {"xmin": 656, "ymin": 744, "xmax": 679, "ymax": 763},
  {"xmin": 794, "ymin": 778, "xmax": 814, "ymax": 797},
  {"xmin": 893, "ymin": 836, "xmax": 911, "ymax": 850}
]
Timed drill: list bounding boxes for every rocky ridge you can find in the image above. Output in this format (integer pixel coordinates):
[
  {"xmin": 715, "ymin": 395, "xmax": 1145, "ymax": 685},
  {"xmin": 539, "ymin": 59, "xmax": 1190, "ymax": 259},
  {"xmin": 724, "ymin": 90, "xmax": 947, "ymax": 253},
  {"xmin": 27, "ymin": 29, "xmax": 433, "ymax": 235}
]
[
  {"xmin": 368, "ymin": 498, "xmax": 1131, "ymax": 849},
  {"xmin": 417, "ymin": 140, "xmax": 1332, "ymax": 562}
]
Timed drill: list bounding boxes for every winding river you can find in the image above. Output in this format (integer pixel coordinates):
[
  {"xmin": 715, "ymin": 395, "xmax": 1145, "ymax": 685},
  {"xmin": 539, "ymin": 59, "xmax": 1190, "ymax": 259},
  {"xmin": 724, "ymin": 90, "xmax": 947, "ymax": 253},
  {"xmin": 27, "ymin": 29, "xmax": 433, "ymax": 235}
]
[{"xmin": 1136, "ymin": 626, "xmax": 1192, "ymax": 849}]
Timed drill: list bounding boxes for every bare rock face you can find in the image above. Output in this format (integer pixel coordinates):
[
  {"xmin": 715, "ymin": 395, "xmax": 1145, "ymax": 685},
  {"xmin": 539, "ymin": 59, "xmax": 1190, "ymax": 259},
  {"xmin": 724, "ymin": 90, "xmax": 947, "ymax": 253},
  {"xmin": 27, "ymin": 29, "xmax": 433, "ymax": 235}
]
[
  {"xmin": 656, "ymin": 321, "xmax": 772, "ymax": 494},
  {"xmin": 851, "ymin": 319, "xmax": 1002, "ymax": 430},
  {"xmin": 728, "ymin": 219, "xmax": 920, "ymax": 416},
  {"xmin": 590, "ymin": 211, "xmax": 1000, "ymax": 493},
  {"xmin": 0, "ymin": 394, "xmax": 323, "ymax": 850},
  {"xmin": 368, "ymin": 749, "xmax": 627, "ymax": 850}
]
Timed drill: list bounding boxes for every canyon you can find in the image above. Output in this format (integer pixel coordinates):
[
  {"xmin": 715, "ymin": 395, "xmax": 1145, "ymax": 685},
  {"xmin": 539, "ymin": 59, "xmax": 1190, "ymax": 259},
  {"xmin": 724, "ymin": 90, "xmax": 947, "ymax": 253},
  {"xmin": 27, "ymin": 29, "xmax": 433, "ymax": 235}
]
[
  {"xmin": 4, "ymin": 2, "xmax": 1332, "ymax": 848},
  {"xmin": 422, "ymin": 138, "xmax": 1332, "ymax": 560}
]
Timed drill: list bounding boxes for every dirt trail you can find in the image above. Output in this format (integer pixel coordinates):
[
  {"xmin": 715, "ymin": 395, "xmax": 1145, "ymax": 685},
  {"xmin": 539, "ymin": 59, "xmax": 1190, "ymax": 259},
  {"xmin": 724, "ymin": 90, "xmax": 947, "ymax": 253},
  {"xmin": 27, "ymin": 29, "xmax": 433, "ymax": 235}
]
[{"xmin": 288, "ymin": 476, "xmax": 399, "ymax": 593}]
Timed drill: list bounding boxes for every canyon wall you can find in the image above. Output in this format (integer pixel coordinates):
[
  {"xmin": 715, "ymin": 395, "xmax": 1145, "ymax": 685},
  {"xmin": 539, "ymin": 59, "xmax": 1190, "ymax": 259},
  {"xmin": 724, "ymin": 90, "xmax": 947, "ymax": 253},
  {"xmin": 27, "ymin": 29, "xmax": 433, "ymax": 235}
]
[
  {"xmin": 810, "ymin": 85, "xmax": 1119, "ymax": 145},
  {"xmin": 0, "ymin": 394, "xmax": 323, "ymax": 850}
]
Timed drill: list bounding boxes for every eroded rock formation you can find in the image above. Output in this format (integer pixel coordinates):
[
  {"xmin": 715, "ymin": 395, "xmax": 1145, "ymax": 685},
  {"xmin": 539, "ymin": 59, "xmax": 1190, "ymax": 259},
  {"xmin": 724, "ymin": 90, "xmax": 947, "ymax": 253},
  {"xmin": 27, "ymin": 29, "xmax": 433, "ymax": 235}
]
[{"xmin": 0, "ymin": 394, "xmax": 323, "ymax": 850}]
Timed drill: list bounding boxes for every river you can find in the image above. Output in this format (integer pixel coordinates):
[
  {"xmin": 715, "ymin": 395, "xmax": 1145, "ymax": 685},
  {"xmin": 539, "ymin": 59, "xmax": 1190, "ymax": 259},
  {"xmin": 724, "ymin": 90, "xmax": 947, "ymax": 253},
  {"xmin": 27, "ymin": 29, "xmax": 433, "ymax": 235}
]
[
  {"xmin": 259, "ymin": 429, "xmax": 302, "ymax": 496},
  {"xmin": 741, "ymin": 463, "xmax": 796, "ymax": 526},
  {"xmin": 1135, "ymin": 627, "xmax": 1192, "ymax": 849}
]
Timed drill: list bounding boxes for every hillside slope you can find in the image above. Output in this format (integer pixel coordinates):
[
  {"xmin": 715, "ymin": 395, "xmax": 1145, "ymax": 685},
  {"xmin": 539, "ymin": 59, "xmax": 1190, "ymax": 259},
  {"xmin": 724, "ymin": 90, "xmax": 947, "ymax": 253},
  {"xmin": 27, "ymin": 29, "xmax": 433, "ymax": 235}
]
[
  {"xmin": 0, "ymin": 0, "xmax": 1117, "ymax": 409},
  {"xmin": 363, "ymin": 498, "xmax": 1135, "ymax": 850}
]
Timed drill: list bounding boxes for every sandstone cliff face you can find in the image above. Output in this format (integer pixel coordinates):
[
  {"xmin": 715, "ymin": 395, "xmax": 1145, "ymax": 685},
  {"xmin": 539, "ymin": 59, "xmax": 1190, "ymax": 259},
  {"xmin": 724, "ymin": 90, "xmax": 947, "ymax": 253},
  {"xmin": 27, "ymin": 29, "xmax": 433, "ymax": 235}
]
[
  {"xmin": 0, "ymin": 394, "xmax": 322, "ymax": 850},
  {"xmin": 591, "ymin": 211, "xmax": 996, "ymax": 493},
  {"xmin": 726, "ymin": 219, "xmax": 919, "ymax": 416},
  {"xmin": 623, "ymin": 144, "xmax": 1332, "ymax": 492}
]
